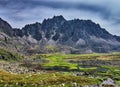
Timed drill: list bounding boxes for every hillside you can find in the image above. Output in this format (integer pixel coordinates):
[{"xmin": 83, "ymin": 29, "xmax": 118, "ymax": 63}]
[{"xmin": 0, "ymin": 16, "xmax": 120, "ymax": 54}]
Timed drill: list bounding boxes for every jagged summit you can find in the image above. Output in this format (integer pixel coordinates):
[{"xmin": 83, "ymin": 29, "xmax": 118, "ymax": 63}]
[
  {"xmin": 52, "ymin": 15, "xmax": 66, "ymax": 20},
  {"xmin": 0, "ymin": 16, "xmax": 120, "ymax": 53},
  {"xmin": 43, "ymin": 15, "xmax": 66, "ymax": 23}
]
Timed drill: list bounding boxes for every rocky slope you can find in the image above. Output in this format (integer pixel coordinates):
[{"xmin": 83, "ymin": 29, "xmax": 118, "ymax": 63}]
[
  {"xmin": 0, "ymin": 18, "xmax": 13, "ymax": 36},
  {"xmin": 0, "ymin": 15, "xmax": 120, "ymax": 54}
]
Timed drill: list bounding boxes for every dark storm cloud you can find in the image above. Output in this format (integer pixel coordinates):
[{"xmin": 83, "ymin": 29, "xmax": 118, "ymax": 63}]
[
  {"xmin": 0, "ymin": 0, "xmax": 111, "ymax": 19},
  {"xmin": 0, "ymin": 0, "xmax": 120, "ymax": 35}
]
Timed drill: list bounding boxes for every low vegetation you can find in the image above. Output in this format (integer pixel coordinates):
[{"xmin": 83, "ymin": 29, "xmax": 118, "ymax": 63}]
[
  {"xmin": 0, "ymin": 47, "xmax": 23, "ymax": 61},
  {"xmin": 0, "ymin": 51, "xmax": 120, "ymax": 86},
  {"xmin": 0, "ymin": 70, "xmax": 100, "ymax": 87}
]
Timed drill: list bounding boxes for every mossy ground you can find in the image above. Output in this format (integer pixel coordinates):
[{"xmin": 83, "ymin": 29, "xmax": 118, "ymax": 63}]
[
  {"xmin": 0, "ymin": 47, "xmax": 23, "ymax": 61},
  {"xmin": 0, "ymin": 51, "xmax": 120, "ymax": 86},
  {"xmin": 0, "ymin": 70, "xmax": 100, "ymax": 87},
  {"xmin": 30, "ymin": 53, "xmax": 120, "ymax": 86}
]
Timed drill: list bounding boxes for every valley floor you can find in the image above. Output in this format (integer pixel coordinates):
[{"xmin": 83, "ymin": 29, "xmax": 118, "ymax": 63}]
[{"xmin": 0, "ymin": 52, "xmax": 120, "ymax": 87}]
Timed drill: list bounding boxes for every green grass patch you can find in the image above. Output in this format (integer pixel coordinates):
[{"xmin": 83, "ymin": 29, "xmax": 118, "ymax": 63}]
[
  {"xmin": 40, "ymin": 53, "xmax": 80, "ymax": 70},
  {"xmin": 0, "ymin": 70, "xmax": 100, "ymax": 86},
  {"xmin": 0, "ymin": 48, "xmax": 23, "ymax": 61}
]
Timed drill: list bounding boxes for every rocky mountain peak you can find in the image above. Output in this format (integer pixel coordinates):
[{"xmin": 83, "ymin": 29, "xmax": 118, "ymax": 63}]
[
  {"xmin": 0, "ymin": 16, "xmax": 120, "ymax": 53},
  {"xmin": 52, "ymin": 15, "xmax": 66, "ymax": 21},
  {"xmin": 0, "ymin": 18, "xmax": 13, "ymax": 36},
  {"xmin": 42, "ymin": 15, "xmax": 66, "ymax": 30}
]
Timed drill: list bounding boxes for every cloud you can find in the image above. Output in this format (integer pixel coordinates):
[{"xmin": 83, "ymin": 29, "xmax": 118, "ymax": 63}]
[{"xmin": 0, "ymin": 0, "xmax": 120, "ymax": 35}]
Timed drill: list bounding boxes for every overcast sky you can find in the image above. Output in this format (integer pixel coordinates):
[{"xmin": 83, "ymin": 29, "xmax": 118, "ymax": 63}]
[{"xmin": 0, "ymin": 0, "xmax": 120, "ymax": 36}]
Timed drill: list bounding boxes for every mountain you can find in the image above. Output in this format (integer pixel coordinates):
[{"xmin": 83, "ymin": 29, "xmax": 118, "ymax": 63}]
[
  {"xmin": 0, "ymin": 18, "xmax": 13, "ymax": 36},
  {"xmin": 0, "ymin": 16, "xmax": 120, "ymax": 54}
]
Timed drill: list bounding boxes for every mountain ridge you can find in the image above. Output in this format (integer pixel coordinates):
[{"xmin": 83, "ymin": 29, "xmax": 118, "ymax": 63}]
[{"xmin": 0, "ymin": 15, "xmax": 120, "ymax": 54}]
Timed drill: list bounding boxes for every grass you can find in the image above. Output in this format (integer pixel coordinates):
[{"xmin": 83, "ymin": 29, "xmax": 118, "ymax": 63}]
[
  {"xmin": 79, "ymin": 67, "xmax": 97, "ymax": 72},
  {"xmin": 30, "ymin": 53, "xmax": 120, "ymax": 72},
  {"xmin": 0, "ymin": 70, "xmax": 100, "ymax": 87},
  {"xmin": 0, "ymin": 47, "xmax": 23, "ymax": 61},
  {"xmin": 35, "ymin": 53, "xmax": 80, "ymax": 70},
  {"xmin": 32, "ymin": 53, "xmax": 120, "ymax": 86},
  {"xmin": 0, "ymin": 51, "xmax": 120, "ymax": 86}
]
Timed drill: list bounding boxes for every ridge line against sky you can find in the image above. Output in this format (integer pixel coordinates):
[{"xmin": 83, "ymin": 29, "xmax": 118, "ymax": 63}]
[{"xmin": 0, "ymin": 0, "xmax": 120, "ymax": 35}]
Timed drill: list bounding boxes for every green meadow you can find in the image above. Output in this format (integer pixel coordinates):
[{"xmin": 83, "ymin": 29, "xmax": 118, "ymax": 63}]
[{"xmin": 0, "ymin": 50, "xmax": 120, "ymax": 86}]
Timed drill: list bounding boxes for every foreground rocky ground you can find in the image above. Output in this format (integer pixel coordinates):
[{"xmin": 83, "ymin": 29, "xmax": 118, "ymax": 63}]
[
  {"xmin": 0, "ymin": 53, "xmax": 120, "ymax": 87},
  {"xmin": 0, "ymin": 61, "xmax": 45, "ymax": 74}
]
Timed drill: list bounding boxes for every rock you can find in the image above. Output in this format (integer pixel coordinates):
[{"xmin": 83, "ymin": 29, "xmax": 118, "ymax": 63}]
[
  {"xmin": 100, "ymin": 78, "xmax": 115, "ymax": 87},
  {"xmin": 0, "ymin": 18, "xmax": 13, "ymax": 36}
]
